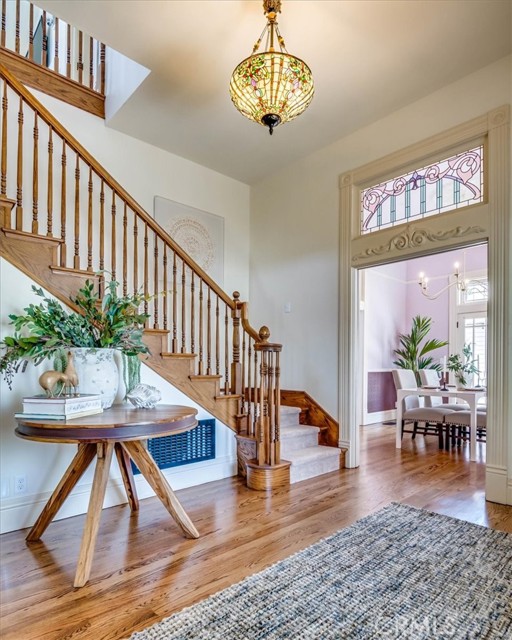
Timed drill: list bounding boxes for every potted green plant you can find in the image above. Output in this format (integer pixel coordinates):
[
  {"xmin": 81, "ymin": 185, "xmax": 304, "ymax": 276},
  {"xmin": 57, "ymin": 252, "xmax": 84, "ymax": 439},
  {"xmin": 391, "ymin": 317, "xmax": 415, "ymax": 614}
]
[
  {"xmin": 447, "ymin": 344, "xmax": 479, "ymax": 389},
  {"xmin": 393, "ymin": 315, "xmax": 448, "ymax": 384},
  {"xmin": 0, "ymin": 279, "xmax": 150, "ymax": 407}
]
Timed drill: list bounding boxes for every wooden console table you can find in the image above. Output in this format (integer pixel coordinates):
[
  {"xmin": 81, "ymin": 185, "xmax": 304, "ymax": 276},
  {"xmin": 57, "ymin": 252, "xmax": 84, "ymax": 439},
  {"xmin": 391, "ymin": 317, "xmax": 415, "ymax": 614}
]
[{"xmin": 15, "ymin": 405, "xmax": 199, "ymax": 587}]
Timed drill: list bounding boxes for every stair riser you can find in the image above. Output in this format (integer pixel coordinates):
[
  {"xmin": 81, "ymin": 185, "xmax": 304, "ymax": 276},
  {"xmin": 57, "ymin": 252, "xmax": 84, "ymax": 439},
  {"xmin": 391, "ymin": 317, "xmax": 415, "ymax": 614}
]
[
  {"xmin": 290, "ymin": 455, "xmax": 341, "ymax": 484},
  {"xmin": 280, "ymin": 412, "xmax": 301, "ymax": 427},
  {"xmin": 281, "ymin": 433, "xmax": 319, "ymax": 455}
]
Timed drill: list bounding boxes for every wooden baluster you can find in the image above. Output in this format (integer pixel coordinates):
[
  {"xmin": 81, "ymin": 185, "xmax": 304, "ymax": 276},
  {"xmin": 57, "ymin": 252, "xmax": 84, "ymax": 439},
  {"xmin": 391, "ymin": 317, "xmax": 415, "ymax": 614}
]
[
  {"xmin": 41, "ymin": 11, "xmax": 47, "ymax": 67},
  {"xmin": 198, "ymin": 279, "xmax": 203, "ymax": 374},
  {"xmin": 230, "ymin": 292, "xmax": 242, "ymax": 394},
  {"xmin": 153, "ymin": 232, "xmax": 159, "ymax": 328},
  {"xmin": 163, "ymin": 245, "xmax": 168, "ymax": 330},
  {"xmin": 46, "ymin": 128, "xmax": 53, "ymax": 236},
  {"xmin": 54, "ymin": 17, "xmax": 59, "ymax": 73},
  {"xmin": 28, "ymin": 4, "xmax": 34, "ymax": 61},
  {"xmin": 14, "ymin": 0, "xmax": 20, "ymax": 54},
  {"xmin": 15, "ymin": 97, "xmax": 23, "ymax": 230},
  {"xmin": 224, "ymin": 306, "xmax": 229, "ymax": 393},
  {"xmin": 99, "ymin": 180, "xmax": 104, "ymax": 273},
  {"xmin": 100, "ymin": 43, "xmax": 106, "ymax": 95},
  {"xmin": 215, "ymin": 297, "xmax": 220, "ymax": 375},
  {"xmin": 206, "ymin": 287, "xmax": 212, "ymax": 375},
  {"xmin": 122, "ymin": 203, "xmax": 127, "ymax": 293},
  {"xmin": 66, "ymin": 24, "xmax": 71, "ymax": 79},
  {"xmin": 87, "ymin": 167, "xmax": 93, "ymax": 271},
  {"xmin": 247, "ymin": 338, "xmax": 253, "ymax": 435},
  {"xmin": 258, "ymin": 350, "xmax": 266, "ymax": 465},
  {"xmin": 133, "ymin": 216, "xmax": 138, "ymax": 295},
  {"xmin": 268, "ymin": 351, "xmax": 275, "ymax": 465},
  {"xmin": 172, "ymin": 252, "xmax": 178, "ymax": 351},
  {"xmin": 111, "ymin": 192, "xmax": 116, "ymax": 281},
  {"xmin": 253, "ymin": 348, "xmax": 259, "ymax": 435},
  {"xmin": 31, "ymin": 112, "xmax": 38, "ymax": 234},
  {"xmin": 143, "ymin": 222, "xmax": 148, "ymax": 316},
  {"xmin": 73, "ymin": 154, "xmax": 80, "ymax": 269},
  {"xmin": 1, "ymin": 0, "xmax": 6, "ymax": 49},
  {"xmin": 1, "ymin": 82, "xmax": 7, "ymax": 203},
  {"xmin": 89, "ymin": 37, "xmax": 94, "ymax": 89},
  {"xmin": 190, "ymin": 272, "xmax": 195, "ymax": 356},
  {"xmin": 181, "ymin": 261, "xmax": 186, "ymax": 353},
  {"xmin": 241, "ymin": 326, "xmax": 246, "ymax": 414},
  {"xmin": 275, "ymin": 350, "xmax": 281, "ymax": 464},
  {"xmin": 77, "ymin": 30, "xmax": 84, "ymax": 85},
  {"xmin": 60, "ymin": 139, "xmax": 66, "ymax": 266}
]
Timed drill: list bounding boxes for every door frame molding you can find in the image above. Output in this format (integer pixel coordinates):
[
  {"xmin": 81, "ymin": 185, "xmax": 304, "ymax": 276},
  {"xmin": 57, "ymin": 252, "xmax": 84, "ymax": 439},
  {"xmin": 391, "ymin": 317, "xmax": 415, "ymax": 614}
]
[{"xmin": 338, "ymin": 106, "xmax": 511, "ymax": 504}]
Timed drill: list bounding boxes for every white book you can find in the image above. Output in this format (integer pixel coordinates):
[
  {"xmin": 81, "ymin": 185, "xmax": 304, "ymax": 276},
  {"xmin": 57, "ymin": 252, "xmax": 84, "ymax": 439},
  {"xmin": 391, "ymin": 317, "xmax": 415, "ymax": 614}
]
[
  {"xmin": 15, "ymin": 408, "xmax": 104, "ymax": 421},
  {"xmin": 22, "ymin": 394, "xmax": 102, "ymax": 415}
]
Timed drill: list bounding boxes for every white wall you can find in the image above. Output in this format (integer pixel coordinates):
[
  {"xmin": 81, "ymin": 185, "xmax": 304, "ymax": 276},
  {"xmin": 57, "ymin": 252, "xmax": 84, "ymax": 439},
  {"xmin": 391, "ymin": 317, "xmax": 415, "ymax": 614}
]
[
  {"xmin": 250, "ymin": 55, "xmax": 511, "ymax": 421},
  {"xmin": 0, "ymin": 88, "xmax": 250, "ymax": 533}
]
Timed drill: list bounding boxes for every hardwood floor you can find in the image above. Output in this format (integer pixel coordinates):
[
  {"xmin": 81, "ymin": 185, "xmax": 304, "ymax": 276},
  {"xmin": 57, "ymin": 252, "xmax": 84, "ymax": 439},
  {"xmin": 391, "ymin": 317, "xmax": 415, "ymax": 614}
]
[{"xmin": 1, "ymin": 424, "xmax": 511, "ymax": 640}]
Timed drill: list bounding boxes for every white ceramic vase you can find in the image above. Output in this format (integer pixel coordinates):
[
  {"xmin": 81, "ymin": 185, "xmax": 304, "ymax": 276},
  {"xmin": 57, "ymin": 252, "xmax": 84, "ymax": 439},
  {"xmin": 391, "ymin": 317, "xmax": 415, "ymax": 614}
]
[{"xmin": 71, "ymin": 348, "xmax": 119, "ymax": 409}]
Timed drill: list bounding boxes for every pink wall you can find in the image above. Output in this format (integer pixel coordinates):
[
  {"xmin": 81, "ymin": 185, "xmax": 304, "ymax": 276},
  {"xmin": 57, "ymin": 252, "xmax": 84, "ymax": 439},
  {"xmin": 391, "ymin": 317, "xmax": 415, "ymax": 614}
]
[
  {"xmin": 405, "ymin": 244, "xmax": 487, "ymax": 359},
  {"xmin": 366, "ymin": 244, "xmax": 487, "ymax": 367}
]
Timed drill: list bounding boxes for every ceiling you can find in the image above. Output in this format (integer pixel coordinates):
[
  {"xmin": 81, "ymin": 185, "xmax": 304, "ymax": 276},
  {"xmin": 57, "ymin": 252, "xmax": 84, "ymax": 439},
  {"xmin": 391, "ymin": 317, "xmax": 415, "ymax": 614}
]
[{"xmin": 37, "ymin": 1, "xmax": 511, "ymax": 185}]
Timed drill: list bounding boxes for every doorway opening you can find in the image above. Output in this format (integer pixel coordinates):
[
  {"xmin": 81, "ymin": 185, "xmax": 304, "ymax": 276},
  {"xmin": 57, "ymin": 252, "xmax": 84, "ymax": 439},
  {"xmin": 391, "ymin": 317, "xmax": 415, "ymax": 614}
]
[{"xmin": 360, "ymin": 242, "xmax": 488, "ymax": 462}]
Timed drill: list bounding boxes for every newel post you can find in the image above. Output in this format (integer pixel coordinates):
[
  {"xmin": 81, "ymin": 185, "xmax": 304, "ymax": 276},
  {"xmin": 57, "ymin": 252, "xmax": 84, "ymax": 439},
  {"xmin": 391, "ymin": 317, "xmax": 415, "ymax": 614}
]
[
  {"xmin": 254, "ymin": 326, "xmax": 282, "ymax": 466},
  {"xmin": 230, "ymin": 291, "xmax": 243, "ymax": 395}
]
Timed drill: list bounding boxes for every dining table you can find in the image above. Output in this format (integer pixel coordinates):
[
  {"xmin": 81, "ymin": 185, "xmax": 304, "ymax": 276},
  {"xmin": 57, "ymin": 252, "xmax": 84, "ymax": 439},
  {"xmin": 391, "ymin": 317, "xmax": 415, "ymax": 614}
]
[{"xmin": 395, "ymin": 386, "xmax": 487, "ymax": 461}]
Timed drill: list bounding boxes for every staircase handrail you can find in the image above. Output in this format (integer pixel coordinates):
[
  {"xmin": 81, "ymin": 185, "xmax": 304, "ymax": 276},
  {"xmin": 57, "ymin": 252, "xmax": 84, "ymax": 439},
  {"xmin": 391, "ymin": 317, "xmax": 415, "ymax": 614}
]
[{"xmin": 0, "ymin": 63, "xmax": 235, "ymax": 310}]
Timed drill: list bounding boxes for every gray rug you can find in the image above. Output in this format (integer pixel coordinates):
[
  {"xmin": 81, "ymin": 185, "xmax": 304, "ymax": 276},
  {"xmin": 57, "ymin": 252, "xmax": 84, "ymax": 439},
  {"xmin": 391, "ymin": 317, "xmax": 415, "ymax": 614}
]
[{"xmin": 129, "ymin": 503, "xmax": 512, "ymax": 639}]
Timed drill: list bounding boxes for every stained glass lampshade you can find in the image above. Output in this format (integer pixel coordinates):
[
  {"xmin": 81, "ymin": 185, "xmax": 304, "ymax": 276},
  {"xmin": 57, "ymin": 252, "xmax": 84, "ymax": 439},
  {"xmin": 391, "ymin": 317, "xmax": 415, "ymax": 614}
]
[{"xmin": 229, "ymin": 1, "xmax": 314, "ymax": 135}]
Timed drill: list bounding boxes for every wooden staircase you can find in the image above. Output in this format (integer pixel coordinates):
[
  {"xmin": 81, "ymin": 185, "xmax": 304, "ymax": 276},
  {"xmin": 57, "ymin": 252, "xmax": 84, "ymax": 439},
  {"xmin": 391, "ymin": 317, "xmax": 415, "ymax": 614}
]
[{"xmin": 0, "ymin": 61, "xmax": 341, "ymax": 490}]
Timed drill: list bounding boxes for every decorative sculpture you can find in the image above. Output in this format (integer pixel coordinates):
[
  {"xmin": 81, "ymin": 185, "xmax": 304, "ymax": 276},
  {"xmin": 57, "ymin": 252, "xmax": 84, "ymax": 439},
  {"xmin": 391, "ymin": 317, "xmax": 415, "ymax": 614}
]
[
  {"xmin": 127, "ymin": 384, "xmax": 161, "ymax": 409},
  {"xmin": 38, "ymin": 351, "xmax": 80, "ymax": 397}
]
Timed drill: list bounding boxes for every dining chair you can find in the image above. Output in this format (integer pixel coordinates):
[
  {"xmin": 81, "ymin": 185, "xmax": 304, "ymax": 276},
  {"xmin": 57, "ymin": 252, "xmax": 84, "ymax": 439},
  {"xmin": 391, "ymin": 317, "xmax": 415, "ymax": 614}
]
[
  {"xmin": 443, "ymin": 410, "xmax": 487, "ymax": 448},
  {"xmin": 392, "ymin": 369, "xmax": 455, "ymax": 447},
  {"xmin": 418, "ymin": 369, "xmax": 469, "ymax": 410}
]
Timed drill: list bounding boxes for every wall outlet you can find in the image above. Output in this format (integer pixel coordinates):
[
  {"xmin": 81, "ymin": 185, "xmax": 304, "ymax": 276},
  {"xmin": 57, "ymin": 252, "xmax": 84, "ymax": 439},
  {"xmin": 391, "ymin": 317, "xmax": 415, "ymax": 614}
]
[{"xmin": 14, "ymin": 475, "xmax": 27, "ymax": 495}]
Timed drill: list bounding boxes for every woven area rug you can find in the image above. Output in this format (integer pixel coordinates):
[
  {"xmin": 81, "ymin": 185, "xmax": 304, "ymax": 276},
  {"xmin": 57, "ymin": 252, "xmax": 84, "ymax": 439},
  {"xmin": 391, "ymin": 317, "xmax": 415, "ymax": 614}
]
[{"xmin": 129, "ymin": 503, "xmax": 512, "ymax": 640}]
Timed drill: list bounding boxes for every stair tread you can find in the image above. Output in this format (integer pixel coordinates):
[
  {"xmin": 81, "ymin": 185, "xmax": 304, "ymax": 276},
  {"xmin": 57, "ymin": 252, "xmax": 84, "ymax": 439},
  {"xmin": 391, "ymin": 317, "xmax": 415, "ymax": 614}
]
[{"xmin": 285, "ymin": 445, "xmax": 340, "ymax": 463}]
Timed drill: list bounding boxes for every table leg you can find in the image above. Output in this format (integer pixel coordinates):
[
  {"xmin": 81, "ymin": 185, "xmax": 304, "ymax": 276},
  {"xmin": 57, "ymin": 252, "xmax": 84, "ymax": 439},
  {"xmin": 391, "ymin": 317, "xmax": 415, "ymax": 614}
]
[
  {"xmin": 74, "ymin": 442, "xmax": 114, "ymax": 588},
  {"xmin": 26, "ymin": 443, "xmax": 97, "ymax": 542},
  {"xmin": 121, "ymin": 440, "xmax": 199, "ymax": 539},
  {"xmin": 396, "ymin": 392, "xmax": 403, "ymax": 449},
  {"xmin": 114, "ymin": 443, "xmax": 139, "ymax": 511},
  {"xmin": 469, "ymin": 398, "xmax": 477, "ymax": 462}
]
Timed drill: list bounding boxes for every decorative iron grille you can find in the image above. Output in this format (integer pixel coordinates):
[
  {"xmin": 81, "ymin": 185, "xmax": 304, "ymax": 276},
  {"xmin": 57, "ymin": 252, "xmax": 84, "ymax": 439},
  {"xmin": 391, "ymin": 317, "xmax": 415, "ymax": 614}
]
[{"xmin": 131, "ymin": 419, "xmax": 216, "ymax": 474}]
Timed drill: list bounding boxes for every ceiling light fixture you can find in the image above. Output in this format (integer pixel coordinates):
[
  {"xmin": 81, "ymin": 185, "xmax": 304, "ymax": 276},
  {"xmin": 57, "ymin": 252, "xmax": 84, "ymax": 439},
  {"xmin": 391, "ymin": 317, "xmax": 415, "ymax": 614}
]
[
  {"xmin": 229, "ymin": 0, "xmax": 314, "ymax": 135},
  {"xmin": 418, "ymin": 262, "xmax": 467, "ymax": 301}
]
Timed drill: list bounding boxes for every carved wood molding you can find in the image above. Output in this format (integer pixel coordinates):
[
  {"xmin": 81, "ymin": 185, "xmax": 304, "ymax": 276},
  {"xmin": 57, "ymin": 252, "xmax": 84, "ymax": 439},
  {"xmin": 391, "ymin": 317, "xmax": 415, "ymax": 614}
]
[{"xmin": 352, "ymin": 224, "xmax": 485, "ymax": 263}]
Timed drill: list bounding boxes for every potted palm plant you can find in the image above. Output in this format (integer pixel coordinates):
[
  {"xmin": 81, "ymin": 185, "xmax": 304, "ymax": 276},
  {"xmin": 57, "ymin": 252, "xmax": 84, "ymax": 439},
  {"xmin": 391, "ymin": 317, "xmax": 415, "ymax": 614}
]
[
  {"xmin": 0, "ymin": 279, "xmax": 150, "ymax": 407},
  {"xmin": 393, "ymin": 315, "xmax": 448, "ymax": 384},
  {"xmin": 447, "ymin": 344, "xmax": 479, "ymax": 389}
]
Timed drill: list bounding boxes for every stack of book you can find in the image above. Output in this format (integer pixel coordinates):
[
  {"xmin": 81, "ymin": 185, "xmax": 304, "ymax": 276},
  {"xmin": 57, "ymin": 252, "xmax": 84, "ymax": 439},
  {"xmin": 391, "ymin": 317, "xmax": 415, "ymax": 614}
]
[{"xmin": 15, "ymin": 394, "xmax": 103, "ymax": 420}]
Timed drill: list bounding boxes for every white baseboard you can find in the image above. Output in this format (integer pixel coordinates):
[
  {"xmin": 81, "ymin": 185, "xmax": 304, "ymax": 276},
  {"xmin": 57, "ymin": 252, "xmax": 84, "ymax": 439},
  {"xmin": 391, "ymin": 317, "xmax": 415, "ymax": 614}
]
[
  {"xmin": 362, "ymin": 409, "xmax": 396, "ymax": 425},
  {"xmin": 0, "ymin": 455, "xmax": 237, "ymax": 534},
  {"xmin": 485, "ymin": 464, "xmax": 510, "ymax": 505}
]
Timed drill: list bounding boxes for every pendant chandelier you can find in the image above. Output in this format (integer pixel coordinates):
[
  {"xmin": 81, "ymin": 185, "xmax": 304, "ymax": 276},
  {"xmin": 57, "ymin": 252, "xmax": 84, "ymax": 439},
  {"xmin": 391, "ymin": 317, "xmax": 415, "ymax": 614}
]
[
  {"xmin": 418, "ymin": 262, "xmax": 467, "ymax": 301},
  {"xmin": 229, "ymin": 0, "xmax": 314, "ymax": 135}
]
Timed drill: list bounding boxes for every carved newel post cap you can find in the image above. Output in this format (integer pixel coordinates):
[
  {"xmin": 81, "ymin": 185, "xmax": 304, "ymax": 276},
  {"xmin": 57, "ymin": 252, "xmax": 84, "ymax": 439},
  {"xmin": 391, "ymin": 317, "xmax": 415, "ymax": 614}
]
[
  {"xmin": 233, "ymin": 291, "xmax": 240, "ymax": 302},
  {"xmin": 258, "ymin": 326, "xmax": 270, "ymax": 343}
]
